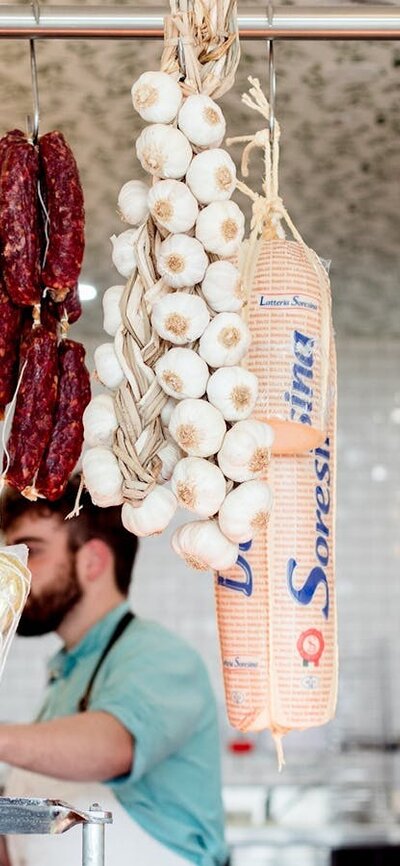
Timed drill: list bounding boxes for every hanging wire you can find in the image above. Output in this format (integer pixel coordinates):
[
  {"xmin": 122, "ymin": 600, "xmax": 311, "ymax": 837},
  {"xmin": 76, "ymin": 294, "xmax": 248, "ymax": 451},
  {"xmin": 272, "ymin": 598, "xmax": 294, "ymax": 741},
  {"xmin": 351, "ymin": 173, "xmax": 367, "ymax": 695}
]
[
  {"xmin": 27, "ymin": 0, "xmax": 41, "ymax": 143},
  {"xmin": 27, "ymin": 0, "xmax": 51, "ymax": 266},
  {"xmin": 176, "ymin": 0, "xmax": 188, "ymax": 80},
  {"xmin": 267, "ymin": 2, "xmax": 276, "ymax": 146},
  {"xmin": 177, "ymin": 36, "xmax": 187, "ymax": 79}
]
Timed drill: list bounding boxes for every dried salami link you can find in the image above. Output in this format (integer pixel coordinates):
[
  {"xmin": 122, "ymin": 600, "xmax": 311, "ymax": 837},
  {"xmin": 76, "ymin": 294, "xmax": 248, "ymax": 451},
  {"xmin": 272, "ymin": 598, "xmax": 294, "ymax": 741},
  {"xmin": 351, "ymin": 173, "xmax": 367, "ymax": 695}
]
[
  {"xmin": 4, "ymin": 326, "xmax": 58, "ymax": 494},
  {"xmin": 39, "ymin": 302, "xmax": 61, "ymax": 335},
  {"xmin": 19, "ymin": 306, "xmax": 58, "ymax": 368},
  {"xmin": 39, "ymin": 132, "xmax": 85, "ymax": 302},
  {"xmin": 35, "ymin": 339, "xmax": 91, "ymax": 501},
  {"xmin": 46, "ymin": 282, "xmax": 82, "ymax": 326},
  {"xmin": 0, "ymin": 129, "xmax": 25, "ymax": 163},
  {"xmin": 0, "ymin": 138, "xmax": 41, "ymax": 307},
  {"xmin": 18, "ymin": 310, "xmax": 39, "ymax": 368},
  {"xmin": 0, "ymin": 278, "xmax": 21, "ymax": 418}
]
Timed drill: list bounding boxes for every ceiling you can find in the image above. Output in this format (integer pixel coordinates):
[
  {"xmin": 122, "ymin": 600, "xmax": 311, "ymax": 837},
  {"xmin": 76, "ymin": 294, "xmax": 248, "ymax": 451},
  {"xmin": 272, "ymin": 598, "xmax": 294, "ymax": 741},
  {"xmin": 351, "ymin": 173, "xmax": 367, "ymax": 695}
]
[{"xmin": 0, "ymin": 0, "xmax": 399, "ymax": 345}]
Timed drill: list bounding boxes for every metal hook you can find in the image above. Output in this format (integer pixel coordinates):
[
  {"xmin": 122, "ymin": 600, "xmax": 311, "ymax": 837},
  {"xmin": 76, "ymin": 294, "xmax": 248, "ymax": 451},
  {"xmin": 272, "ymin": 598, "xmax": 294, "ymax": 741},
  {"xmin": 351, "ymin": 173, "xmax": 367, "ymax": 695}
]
[
  {"xmin": 27, "ymin": 0, "xmax": 40, "ymax": 143},
  {"xmin": 267, "ymin": 3, "xmax": 276, "ymax": 146},
  {"xmin": 177, "ymin": 36, "xmax": 186, "ymax": 79}
]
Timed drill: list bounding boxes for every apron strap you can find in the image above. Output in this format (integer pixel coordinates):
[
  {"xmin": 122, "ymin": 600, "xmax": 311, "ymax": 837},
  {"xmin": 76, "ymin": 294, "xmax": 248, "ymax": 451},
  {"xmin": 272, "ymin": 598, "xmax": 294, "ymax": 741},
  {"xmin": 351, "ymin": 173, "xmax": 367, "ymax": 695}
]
[{"xmin": 78, "ymin": 611, "xmax": 135, "ymax": 712}]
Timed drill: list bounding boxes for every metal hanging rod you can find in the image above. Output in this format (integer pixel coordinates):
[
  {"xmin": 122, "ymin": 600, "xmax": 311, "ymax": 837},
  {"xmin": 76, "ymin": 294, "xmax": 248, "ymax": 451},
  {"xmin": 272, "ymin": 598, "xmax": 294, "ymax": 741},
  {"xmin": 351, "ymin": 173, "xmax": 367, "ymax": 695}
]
[{"xmin": 0, "ymin": 5, "xmax": 399, "ymax": 40}]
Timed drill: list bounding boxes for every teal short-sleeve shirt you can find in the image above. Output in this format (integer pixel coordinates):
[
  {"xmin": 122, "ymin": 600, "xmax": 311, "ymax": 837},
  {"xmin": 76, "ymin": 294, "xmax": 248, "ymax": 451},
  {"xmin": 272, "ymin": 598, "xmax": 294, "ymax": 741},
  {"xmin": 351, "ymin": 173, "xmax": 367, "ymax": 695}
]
[{"xmin": 39, "ymin": 603, "xmax": 228, "ymax": 866}]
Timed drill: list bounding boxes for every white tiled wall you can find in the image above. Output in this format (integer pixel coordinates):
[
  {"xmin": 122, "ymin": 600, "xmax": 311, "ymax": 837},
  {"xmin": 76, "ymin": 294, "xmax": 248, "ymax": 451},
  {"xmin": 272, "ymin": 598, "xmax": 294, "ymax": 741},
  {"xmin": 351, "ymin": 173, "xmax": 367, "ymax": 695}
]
[{"xmin": 1, "ymin": 337, "xmax": 400, "ymax": 786}]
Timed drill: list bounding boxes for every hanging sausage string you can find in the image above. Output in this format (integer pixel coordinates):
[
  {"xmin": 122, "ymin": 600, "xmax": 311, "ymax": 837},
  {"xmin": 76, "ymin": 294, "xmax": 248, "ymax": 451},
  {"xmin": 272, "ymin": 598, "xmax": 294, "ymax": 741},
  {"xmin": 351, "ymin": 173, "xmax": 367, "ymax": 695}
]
[{"xmin": 0, "ymin": 14, "xmax": 90, "ymax": 502}]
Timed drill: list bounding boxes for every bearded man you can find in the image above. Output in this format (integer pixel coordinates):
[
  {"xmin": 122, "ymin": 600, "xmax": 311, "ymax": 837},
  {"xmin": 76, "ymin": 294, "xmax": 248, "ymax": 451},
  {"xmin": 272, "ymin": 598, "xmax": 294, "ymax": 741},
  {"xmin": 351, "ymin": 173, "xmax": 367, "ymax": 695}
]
[{"xmin": 0, "ymin": 479, "xmax": 229, "ymax": 866}]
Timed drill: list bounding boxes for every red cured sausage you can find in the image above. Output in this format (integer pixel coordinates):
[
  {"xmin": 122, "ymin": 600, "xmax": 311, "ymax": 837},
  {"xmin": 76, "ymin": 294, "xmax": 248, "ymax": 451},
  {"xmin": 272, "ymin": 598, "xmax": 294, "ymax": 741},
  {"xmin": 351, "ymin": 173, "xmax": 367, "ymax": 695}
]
[
  {"xmin": 18, "ymin": 305, "xmax": 58, "ymax": 367},
  {"xmin": 39, "ymin": 301, "xmax": 60, "ymax": 335},
  {"xmin": 39, "ymin": 132, "xmax": 85, "ymax": 302},
  {"xmin": 0, "ymin": 129, "xmax": 25, "ymax": 163},
  {"xmin": 0, "ymin": 138, "xmax": 41, "ymax": 307},
  {"xmin": 46, "ymin": 282, "xmax": 82, "ymax": 326},
  {"xmin": 18, "ymin": 310, "xmax": 40, "ymax": 367},
  {"xmin": 0, "ymin": 278, "xmax": 21, "ymax": 418},
  {"xmin": 35, "ymin": 340, "xmax": 91, "ymax": 501},
  {"xmin": 4, "ymin": 326, "xmax": 58, "ymax": 494}
]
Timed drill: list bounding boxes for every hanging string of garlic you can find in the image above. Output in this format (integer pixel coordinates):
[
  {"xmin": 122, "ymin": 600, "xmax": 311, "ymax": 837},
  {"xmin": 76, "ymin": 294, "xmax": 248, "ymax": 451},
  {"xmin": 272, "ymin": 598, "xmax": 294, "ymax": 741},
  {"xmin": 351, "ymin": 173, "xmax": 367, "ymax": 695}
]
[{"xmin": 84, "ymin": 0, "xmax": 274, "ymax": 567}]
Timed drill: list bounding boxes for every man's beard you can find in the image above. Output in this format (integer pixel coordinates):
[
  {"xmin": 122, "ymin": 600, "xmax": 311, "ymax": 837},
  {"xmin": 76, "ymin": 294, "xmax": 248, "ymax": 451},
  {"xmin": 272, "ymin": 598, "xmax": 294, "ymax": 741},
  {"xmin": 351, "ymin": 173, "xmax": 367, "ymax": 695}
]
[{"xmin": 17, "ymin": 556, "xmax": 83, "ymax": 637}]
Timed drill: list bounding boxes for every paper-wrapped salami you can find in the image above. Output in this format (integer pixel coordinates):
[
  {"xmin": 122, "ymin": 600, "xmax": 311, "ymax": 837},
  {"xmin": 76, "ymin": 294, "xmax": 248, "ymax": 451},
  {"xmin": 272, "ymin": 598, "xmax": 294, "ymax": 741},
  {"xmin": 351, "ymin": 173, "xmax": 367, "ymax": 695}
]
[
  {"xmin": 215, "ymin": 340, "xmax": 337, "ymax": 763},
  {"xmin": 213, "ymin": 79, "xmax": 338, "ymax": 762},
  {"xmin": 243, "ymin": 238, "xmax": 331, "ymax": 454}
]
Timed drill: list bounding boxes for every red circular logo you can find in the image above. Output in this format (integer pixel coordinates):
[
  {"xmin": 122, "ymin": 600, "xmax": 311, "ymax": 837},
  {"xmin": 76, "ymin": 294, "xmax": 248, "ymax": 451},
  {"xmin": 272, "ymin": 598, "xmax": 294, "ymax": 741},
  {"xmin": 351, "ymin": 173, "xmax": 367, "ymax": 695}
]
[{"xmin": 297, "ymin": 629, "xmax": 325, "ymax": 666}]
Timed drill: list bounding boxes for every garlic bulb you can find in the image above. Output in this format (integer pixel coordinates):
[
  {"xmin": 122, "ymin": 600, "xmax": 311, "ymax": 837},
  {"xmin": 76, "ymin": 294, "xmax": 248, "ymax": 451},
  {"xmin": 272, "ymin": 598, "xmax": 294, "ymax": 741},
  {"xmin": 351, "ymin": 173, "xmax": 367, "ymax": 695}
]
[
  {"xmin": 152, "ymin": 293, "xmax": 210, "ymax": 345},
  {"xmin": 171, "ymin": 520, "xmax": 238, "ymax": 571},
  {"xmin": 169, "ymin": 398, "xmax": 226, "ymax": 457},
  {"xmin": 155, "ymin": 347, "xmax": 209, "ymax": 400},
  {"xmin": 117, "ymin": 180, "xmax": 149, "ymax": 226},
  {"xmin": 83, "ymin": 394, "xmax": 118, "ymax": 447},
  {"xmin": 186, "ymin": 149, "xmax": 236, "ymax": 204},
  {"xmin": 201, "ymin": 260, "xmax": 244, "ymax": 313},
  {"xmin": 82, "ymin": 447, "xmax": 123, "ymax": 507},
  {"xmin": 110, "ymin": 229, "xmax": 139, "ymax": 278},
  {"xmin": 157, "ymin": 234, "xmax": 208, "ymax": 289},
  {"xmin": 148, "ymin": 179, "xmax": 198, "ymax": 234},
  {"xmin": 136, "ymin": 124, "xmax": 192, "ymax": 180},
  {"xmin": 171, "ymin": 456, "xmax": 226, "ymax": 517},
  {"xmin": 199, "ymin": 313, "xmax": 251, "ymax": 368},
  {"xmin": 102, "ymin": 285, "xmax": 124, "ymax": 337},
  {"xmin": 94, "ymin": 343, "xmax": 124, "ymax": 390},
  {"xmin": 122, "ymin": 486, "xmax": 177, "ymax": 537},
  {"xmin": 217, "ymin": 419, "xmax": 275, "ymax": 482},
  {"xmin": 157, "ymin": 439, "xmax": 183, "ymax": 482},
  {"xmin": 219, "ymin": 480, "xmax": 273, "ymax": 544},
  {"xmin": 161, "ymin": 397, "xmax": 177, "ymax": 427},
  {"xmin": 131, "ymin": 71, "xmax": 182, "ymax": 124},
  {"xmin": 207, "ymin": 367, "xmax": 258, "ymax": 421},
  {"xmin": 196, "ymin": 201, "xmax": 245, "ymax": 257},
  {"xmin": 178, "ymin": 95, "xmax": 226, "ymax": 148}
]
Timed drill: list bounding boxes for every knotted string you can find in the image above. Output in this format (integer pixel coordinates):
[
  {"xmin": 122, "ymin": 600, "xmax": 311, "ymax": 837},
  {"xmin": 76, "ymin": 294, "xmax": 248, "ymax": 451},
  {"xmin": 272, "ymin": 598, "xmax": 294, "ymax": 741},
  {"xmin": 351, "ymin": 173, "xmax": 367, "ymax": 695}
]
[
  {"xmin": 227, "ymin": 76, "xmax": 293, "ymax": 244},
  {"xmin": 66, "ymin": 473, "xmax": 85, "ymax": 520},
  {"xmin": 228, "ymin": 76, "xmax": 331, "ymax": 401}
]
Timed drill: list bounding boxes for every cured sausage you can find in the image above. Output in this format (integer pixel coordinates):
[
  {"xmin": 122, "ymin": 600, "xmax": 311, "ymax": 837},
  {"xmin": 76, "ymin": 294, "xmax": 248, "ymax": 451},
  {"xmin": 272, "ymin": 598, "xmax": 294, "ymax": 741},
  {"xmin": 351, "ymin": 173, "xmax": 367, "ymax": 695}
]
[
  {"xmin": 215, "ymin": 338, "xmax": 337, "ymax": 763},
  {"xmin": 0, "ymin": 278, "xmax": 21, "ymax": 418},
  {"xmin": 36, "ymin": 283, "xmax": 81, "ymax": 344},
  {"xmin": 35, "ymin": 339, "xmax": 90, "ymax": 501},
  {"xmin": 47, "ymin": 282, "xmax": 82, "ymax": 326},
  {"xmin": 0, "ymin": 129, "xmax": 25, "ymax": 162},
  {"xmin": 18, "ymin": 305, "xmax": 58, "ymax": 367},
  {"xmin": 0, "ymin": 138, "xmax": 41, "ymax": 307},
  {"xmin": 58, "ymin": 283, "xmax": 82, "ymax": 325},
  {"xmin": 4, "ymin": 326, "xmax": 58, "ymax": 495},
  {"xmin": 38, "ymin": 301, "xmax": 60, "ymax": 335},
  {"xmin": 243, "ymin": 239, "xmax": 331, "ymax": 455},
  {"xmin": 39, "ymin": 132, "xmax": 85, "ymax": 302}
]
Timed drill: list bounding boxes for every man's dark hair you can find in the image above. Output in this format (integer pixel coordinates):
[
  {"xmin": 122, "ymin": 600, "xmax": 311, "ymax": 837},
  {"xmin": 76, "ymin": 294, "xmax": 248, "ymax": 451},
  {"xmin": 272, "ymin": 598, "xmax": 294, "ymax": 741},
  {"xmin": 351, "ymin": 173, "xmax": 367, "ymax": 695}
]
[{"xmin": 1, "ymin": 477, "xmax": 138, "ymax": 595}]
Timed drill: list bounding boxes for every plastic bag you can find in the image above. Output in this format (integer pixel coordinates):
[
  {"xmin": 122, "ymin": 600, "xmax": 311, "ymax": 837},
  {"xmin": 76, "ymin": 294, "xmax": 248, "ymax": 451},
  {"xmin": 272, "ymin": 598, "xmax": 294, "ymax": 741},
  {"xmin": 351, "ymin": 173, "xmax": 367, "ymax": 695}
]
[{"xmin": 0, "ymin": 544, "xmax": 31, "ymax": 680}]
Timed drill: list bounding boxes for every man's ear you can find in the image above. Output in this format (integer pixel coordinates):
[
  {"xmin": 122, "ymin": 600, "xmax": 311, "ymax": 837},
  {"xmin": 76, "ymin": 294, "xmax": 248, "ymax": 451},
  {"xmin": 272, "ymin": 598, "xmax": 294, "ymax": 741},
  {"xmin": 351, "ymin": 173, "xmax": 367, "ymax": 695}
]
[{"xmin": 76, "ymin": 539, "xmax": 113, "ymax": 584}]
